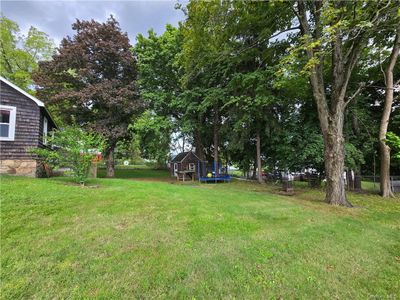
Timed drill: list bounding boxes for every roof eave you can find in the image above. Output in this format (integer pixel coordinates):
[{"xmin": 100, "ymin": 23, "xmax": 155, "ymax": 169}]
[{"xmin": 0, "ymin": 76, "xmax": 45, "ymax": 107}]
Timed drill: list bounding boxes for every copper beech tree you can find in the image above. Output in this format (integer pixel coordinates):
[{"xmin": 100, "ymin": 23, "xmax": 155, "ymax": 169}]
[{"xmin": 34, "ymin": 16, "xmax": 143, "ymax": 177}]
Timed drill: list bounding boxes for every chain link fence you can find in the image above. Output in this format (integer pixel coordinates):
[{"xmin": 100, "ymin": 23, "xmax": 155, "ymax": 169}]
[
  {"xmin": 359, "ymin": 176, "xmax": 400, "ymax": 194},
  {"xmin": 242, "ymin": 173, "xmax": 400, "ymax": 194}
]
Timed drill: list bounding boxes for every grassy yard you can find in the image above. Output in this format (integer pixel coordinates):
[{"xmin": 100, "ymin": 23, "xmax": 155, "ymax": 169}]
[
  {"xmin": 1, "ymin": 172, "xmax": 399, "ymax": 299},
  {"xmin": 97, "ymin": 167, "xmax": 170, "ymax": 180}
]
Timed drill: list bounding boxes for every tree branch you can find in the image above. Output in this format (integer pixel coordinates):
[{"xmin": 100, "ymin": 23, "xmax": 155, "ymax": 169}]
[
  {"xmin": 297, "ymin": 0, "xmax": 329, "ymax": 134},
  {"xmin": 269, "ymin": 26, "xmax": 300, "ymax": 41},
  {"xmin": 344, "ymin": 82, "xmax": 366, "ymax": 108}
]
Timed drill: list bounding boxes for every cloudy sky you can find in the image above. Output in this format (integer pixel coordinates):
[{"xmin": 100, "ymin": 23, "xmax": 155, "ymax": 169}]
[{"xmin": 1, "ymin": 0, "xmax": 186, "ymax": 46}]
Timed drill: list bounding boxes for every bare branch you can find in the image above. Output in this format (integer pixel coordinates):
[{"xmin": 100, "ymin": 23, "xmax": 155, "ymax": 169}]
[{"xmin": 344, "ymin": 82, "xmax": 366, "ymax": 108}]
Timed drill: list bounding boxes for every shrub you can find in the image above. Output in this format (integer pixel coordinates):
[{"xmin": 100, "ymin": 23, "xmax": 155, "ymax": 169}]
[{"xmin": 32, "ymin": 126, "xmax": 105, "ymax": 184}]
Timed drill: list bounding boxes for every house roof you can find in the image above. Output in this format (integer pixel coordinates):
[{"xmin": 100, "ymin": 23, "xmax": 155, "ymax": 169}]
[
  {"xmin": 0, "ymin": 76, "xmax": 58, "ymax": 129},
  {"xmin": 170, "ymin": 151, "xmax": 203, "ymax": 163},
  {"xmin": 0, "ymin": 76, "xmax": 45, "ymax": 107}
]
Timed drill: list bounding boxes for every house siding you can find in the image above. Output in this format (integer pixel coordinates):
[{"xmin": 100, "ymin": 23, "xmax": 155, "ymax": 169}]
[
  {"xmin": 0, "ymin": 82, "xmax": 40, "ymax": 160},
  {"xmin": 38, "ymin": 108, "xmax": 56, "ymax": 149}
]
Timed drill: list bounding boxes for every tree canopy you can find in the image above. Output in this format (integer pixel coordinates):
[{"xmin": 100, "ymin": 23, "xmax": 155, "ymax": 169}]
[
  {"xmin": 0, "ymin": 15, "xmax": 54, "ymax": 92},
  {"xmin": 3, "ymin": 1, "xmax": 400, "ymax": 204},
  {"xmin": 33, "ymin": 16, "xmax": 144, "ymax": 177}
]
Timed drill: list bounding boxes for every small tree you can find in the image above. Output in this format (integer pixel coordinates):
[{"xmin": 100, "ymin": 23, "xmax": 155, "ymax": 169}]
[{"xmin": 32, "ymin": 127, "xmax": 105, "ymax": 184}]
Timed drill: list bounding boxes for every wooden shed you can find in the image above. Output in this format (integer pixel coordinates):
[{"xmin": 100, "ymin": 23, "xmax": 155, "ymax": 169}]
[
  {"xmin": 169, "ymin": 151, "xmax": 205, "ymax": 181},
  {"xmin": 0, "ymin": 76, "xmax": 57, "ymax": 177}
]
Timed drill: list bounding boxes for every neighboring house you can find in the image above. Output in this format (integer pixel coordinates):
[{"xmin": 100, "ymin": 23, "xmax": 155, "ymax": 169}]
[
  {"xmin": 169, "ymin": 151, "xmax": 205, "ymax": 181},
  {"xmin": 0, "ymin": 76, "xmax": 57, "ymax": 177}
]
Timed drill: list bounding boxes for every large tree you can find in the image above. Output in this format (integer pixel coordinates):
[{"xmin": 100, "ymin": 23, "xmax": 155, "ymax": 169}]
[
  {"xmin": 34, "ymin": 16, "xmax": 143, "ymax": 177},
  {"xmin": 379, "ymin": 24, "xmax": 400, "ymax": 197},
  {"xmin": 0, "ymin": 15, "xmax": 54, "ymax": 92},
  {"xmin": 135, "ymin": 25, "xmax": 186, "ymax": 156},
  {"xmin": 287, "ymin": 1, "xmax": 398, "ymax": 206},
  {"xmin": 181, "ymin": 1, "xmax": 288, "ymax": 174}
]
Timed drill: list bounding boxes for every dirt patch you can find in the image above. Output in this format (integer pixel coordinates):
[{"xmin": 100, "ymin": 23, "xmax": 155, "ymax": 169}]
[{"xmin": 276, "ymin": 190, "xmax": 296, "ymax": 196}]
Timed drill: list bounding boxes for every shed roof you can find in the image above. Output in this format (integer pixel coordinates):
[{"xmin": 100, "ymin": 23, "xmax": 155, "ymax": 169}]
[
  {"xmin": 171, "ymin": 152, "xmax": 190, "ymax": 162},
  {"xmin": 170, "ymin": 151, "xmax": 203, "ymax": 163}
]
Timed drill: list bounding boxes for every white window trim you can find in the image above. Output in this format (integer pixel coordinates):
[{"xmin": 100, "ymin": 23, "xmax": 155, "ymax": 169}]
[
  {"xmin": 0, "ymin": 105, "xmax": 17, "ymax": 141},
  {"xmin": 188, "ymin": 163, "xmax": 195, "ymax": 171},
  {"xmin": 43, "ymin": 116, "xmax": 48, "ymax": 145}
]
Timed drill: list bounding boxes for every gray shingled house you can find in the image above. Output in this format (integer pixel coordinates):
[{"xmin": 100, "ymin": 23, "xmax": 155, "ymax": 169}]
[{"xmin": 0, "ymin": 76, "xmax": 57, "ymax": 176}]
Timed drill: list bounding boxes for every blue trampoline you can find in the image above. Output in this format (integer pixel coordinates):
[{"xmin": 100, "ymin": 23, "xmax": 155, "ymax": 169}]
[{"xmin": 197, "ymin": 161, "xmax": 231, "ymax": 183}]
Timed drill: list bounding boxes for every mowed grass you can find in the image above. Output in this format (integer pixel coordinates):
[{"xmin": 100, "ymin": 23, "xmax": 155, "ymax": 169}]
[
  {"xmin": 98, "ymin": 167, "xmax": 170, "ymax": 180},
  {"xmin": 1, "ymin": 173, "xmax": 399, "ymax": 299}
]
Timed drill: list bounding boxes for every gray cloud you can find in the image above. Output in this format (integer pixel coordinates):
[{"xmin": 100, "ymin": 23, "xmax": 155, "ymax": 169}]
[{"xmin": 1, "ymin": 0, "xmax": 186, "ymax": 46}]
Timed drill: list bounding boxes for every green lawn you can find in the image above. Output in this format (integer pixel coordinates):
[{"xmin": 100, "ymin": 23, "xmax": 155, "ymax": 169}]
[
  {"xmin": 1, "ymin": 173, "xmax": 399, "ymax": 299},
  {"xmin": 97, "ymin": 167, "xmax": 170, "ymax": 180}
]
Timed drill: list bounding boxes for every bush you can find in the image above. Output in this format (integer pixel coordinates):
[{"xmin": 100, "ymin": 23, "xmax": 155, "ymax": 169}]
[{"xmin": 32, "ymin": 126, "xmax": 105, "ymax": 184}]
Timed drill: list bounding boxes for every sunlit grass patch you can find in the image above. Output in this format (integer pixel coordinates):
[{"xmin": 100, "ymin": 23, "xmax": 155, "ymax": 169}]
[{"xmin": 1, "ymin": 174, "xmax": 399, "ymax": 299}]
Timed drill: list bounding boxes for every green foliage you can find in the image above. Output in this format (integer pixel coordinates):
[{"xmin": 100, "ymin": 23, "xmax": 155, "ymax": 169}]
[
  {"xmin": 113, "ymin": 138, "xmax": 142, "ymax": 164},
  {"xmin": 31, "ymin": 127, "xmax": 105, "ymax": 184},
  {"xmin": 386, "ymin": 132, "xmax": 400, "ymax": 161},
  {"xmin": 135, "ymin": 25, "xmax": 184, "ymax": 116},
  {"xmin": 297, "ymin": 132, "xmax": 325, "ymax": 171},
  {"xmin": 0, "ymin": 15, "xmax": 54, "ymax": 92},
  {"xmin": 345, "ymin": 143, "xmax": 365, "ymax": 171},
  {"xmin": 34, "ymin": 16, "xmax": 142, "ymax": 155},
  {"xmin": 132, "ymin": 1, "xmax": 400, "ymax": 179},
  {"xmin": 130, "ymin": 111, "xmax": 173, "ymax": 167}
]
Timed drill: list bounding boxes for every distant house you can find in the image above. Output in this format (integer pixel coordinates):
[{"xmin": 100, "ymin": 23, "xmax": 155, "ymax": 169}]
[
  {"xmin": 0, "ymin": 76, "xmax": 57, "ymax": 177},
  {"xmin": 169, "ymin": 151, "xmax": 205, "ymax": 181}
]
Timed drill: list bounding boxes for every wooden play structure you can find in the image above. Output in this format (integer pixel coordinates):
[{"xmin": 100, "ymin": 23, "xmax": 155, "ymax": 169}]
[
  {"xmin": 170, "ymin": 151, "xmax": 204, "ymax": 181},
  {"xmin": 169, "ymin": 151, "xmax": 231, "ymax": 183}
]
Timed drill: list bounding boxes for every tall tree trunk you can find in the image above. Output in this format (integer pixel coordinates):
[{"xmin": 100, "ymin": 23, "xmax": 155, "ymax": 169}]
[
  {"xmin": 105, "ymin": 146, "xmax": 115, "ymax": 178},
  {"xmin": 213, "ymin": 104, "xmax": 219, "ymax": 176},
  {"xmin": 323, "ymin": 118, "xmax": 353, "ymax": 207},
  {"xmin": 296, "ymin": 0, "xmax": 366, "ymax": 207},
  {"xmin": 194, "ymin": 128, "xmax": 206, "ymax": 161},
  {"xmin": 379, "ymin": 25, "xmax": 399, "ymax": 197},
  {"xmin": 252, "ymin": 163, "xmax": 257, "ymax": 179},
  {"xmin": 256, "ymin": 131, "xmax": 263, "ymax": 184}
]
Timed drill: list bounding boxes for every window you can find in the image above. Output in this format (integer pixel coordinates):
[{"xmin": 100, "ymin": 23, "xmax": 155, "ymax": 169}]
[
  {"xmin": 188, "ymin": 163, "xmax": 195, "ymax": 171},
  {"xmin": 0, "ymin": 105, "xmax": 16, "ymax": 141},
  {"xmin": 43, "ymin": 116, "xmax": 48, "ymax": 144}
]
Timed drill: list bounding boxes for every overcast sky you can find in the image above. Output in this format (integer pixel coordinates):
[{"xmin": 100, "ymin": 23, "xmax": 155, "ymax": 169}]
[{"xmin": 1, "ymin": 0, "xmax": 186, "ymax": 46}]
